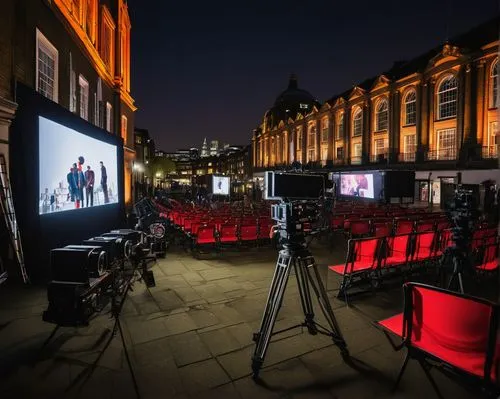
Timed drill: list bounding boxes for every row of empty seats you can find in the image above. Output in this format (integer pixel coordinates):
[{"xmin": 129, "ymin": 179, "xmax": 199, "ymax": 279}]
[{"xmin": 329, "ymin": 227, "xmax": 498, "ymax": 297}]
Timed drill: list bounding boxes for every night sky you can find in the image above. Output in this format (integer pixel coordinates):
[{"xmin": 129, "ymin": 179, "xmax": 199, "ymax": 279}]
[{"xmin": 130, "ymin": 0, "xmax": 498, "ymax": 152}]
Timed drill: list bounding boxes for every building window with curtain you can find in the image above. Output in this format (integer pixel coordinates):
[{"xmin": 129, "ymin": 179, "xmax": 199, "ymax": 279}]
[
  {"xmin": 36, "ymin": 29, "xmax": 59, "ymax": 102},
  {"xmin": 437, "ymin": 75, "xmax": 458, "ymax": 119},
  {"xmin": 321, "ymin": 118, "xmax": 329, "ymax": 142},
  {"xmin": 403, "ymin": 134, "xmax": 416, "ymax": 161},
  {"xmin": 336, "ymin": 112, "xmax": 344, "ymax": 140},
  {"xmin": 78, "ymin": 75, "xmax": 89, "ymax": 120},
  {"xmin": 352, "ymin": 108, "xmax": 363, "ymax": 137},
  {"xmin": 375, "ymin": 99, "xmax": 388, "ymax": 131},
  {"xmin": 374, "ymin": 138, "xmax": 386, "ymax": 156},
  {"xmin": 100, "ymin": 6, "xmax": 115, "ymax": 73},
  {"xmin": 437, "ymin": 128, "xmax": 456, "ymax": 160},
  {"xmin": 491, "ymin": 59, "xmax": 498, "ymax": 109},
  {"xmin": 404, "ymin": 90, "xmax": 417, "ymax": 125},
  {"xmin": 121, "ymin": 115, "xmax": 128, "ymax": 143}
]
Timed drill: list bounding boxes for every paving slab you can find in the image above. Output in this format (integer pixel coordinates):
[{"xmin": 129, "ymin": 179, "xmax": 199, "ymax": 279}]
[
  {"xmin": 167, "ymin": 331, "xmax": 212, "ymax": 366},
  {"xmin": 178, "ymin": 358, "xmax": 231, "ymax": 394}
]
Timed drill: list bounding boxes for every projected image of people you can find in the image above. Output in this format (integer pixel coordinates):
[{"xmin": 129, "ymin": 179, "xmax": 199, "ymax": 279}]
[
  {"xmin": 39, "ymin": 116, "xmax": 119, "ymax": 215},
  {"xmin": 340, "ymin": 174, "xmax": 374, "ymax": 199}
]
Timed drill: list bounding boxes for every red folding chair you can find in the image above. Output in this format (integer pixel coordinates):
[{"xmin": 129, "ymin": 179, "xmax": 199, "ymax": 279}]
[
  {"xmin": 329, "ymin": 237, "xmax": 382, "ymax": 298},
  {"xmin": 476, "ymin": 244, "xmax": 498, "ymax": 272},
  {"xmin": 395, "ymin": 220, "xmax": 414, "ymax": 235},
  {"xmin": 411, "ymin": 231, "xmax": 437, "ymax": 265},
  {"xmin": 376, "ymin": 283, "xmax": 500, "ymax": 398},
  {"xmin": 218, "ymin": 224, "xmax": 239, "ymax": 244},
  {"xmin": 380, "ymin": 234, "xmax": 411, "ymax": 270}
]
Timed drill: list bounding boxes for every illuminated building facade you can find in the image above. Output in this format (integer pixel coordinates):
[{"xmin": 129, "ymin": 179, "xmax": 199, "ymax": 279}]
[
  {"xmin": 253, "ymin": 18, "xmax": 499, "ymax": 199},
  {"xmin": 0, "ymin": 0, "xmax": 136, "ymax": 204}
]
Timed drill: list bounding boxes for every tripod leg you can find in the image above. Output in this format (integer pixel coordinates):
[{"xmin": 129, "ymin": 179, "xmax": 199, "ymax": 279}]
[
  {"xmin": 294, "ymin": 257, "xmax": 316, "ymax": 333},
  {"xmin": 252, "ymin": 251, "xmax": 293, "ymax": 378},
  {"xmin": 303, "ymin": 255, "xmax": 348, "ymax": 355},
  {"xmin": 117, "ymin": 317, "xmax": 141, "ymax": 399}
]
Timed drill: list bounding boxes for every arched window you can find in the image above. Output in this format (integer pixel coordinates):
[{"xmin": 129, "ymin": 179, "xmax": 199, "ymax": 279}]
[
  {"xmin": 352, "ymin": 108, "xmax": 363, "ymax": 137},
  {"xmin": 375, "ymin": 99, "xmax": 388, "ymax": 131},
  {"xmin": 437, "ymin": 75, "xmax": 458, "ymax": 120},
  {"xmin": 491, "ymin": 59, "xmax": 498, "ymax": 108},
  {"xmin": 404, "ymin": 90, "xmax": 417, "ymax": 125},
  {"xmin": 321, "ymin": 118, "xmax": 329, "ymax": 142}
]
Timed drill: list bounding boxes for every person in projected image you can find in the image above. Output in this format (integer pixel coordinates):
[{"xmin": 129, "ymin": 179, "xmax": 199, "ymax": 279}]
[
  {"xmin": 85, "ymin": 165, "xmax": 95, "ymax": 207},
  {"xmin": 71, "ymin": 162, "xmax": 86, "ymax": 208},
  {"xmin": 67, "ymin": 166, "xmax": 79, "ymax": 208},
  {"xmin": 100, "ymin": 161, "xmax": 109, "ymax": 204}
]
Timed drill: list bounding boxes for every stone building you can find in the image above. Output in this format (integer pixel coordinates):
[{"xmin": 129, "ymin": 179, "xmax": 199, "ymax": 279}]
[
  {"xmin": 252, "ymin": 18, "xmax": 499, "ymax": 202},
  {"xmin": 0, "ymin": 0, "xmax": 136, "ymax": 203}
]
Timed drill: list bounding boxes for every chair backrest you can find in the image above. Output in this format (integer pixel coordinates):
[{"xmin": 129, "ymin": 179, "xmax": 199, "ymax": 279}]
[
  {"xmin": 386, "ymin": 234, "xmax": 410, "ymax": 258},
  {"xmin": 413, "ymin": 231, "xmax": 436, "ymax": 260},
  {"xmin": 197, "ymin": 225, "xmax": 215, "ymax": 241},
  {"xmin": 373, "ymin": 223, "xmax": 391, "ymax": 237},
  {"xmin": 416, "ymin": 222, "xmax": 434, "ymax": 233},
  {"xmin": 403, "ymin": 283, "xmax": 499, "ymax": 382},
  {"xmin": 396, "ymin": 220, "xmax": 414, "ymax": 235},
  {"xmin": 350, "ymin": 220, "xmax": 371, "ymax": 236}
]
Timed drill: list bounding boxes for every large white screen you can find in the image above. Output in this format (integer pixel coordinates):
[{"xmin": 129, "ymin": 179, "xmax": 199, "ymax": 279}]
[
  {"xmin": 340, "ymin": 173, "xmax": 374, "ymax": 199},
  {"xmin": 39, "ymin": 116, "xmax": 119, "ymax": 215},
  {"xmin": 212, "ymin": 175, "xmax": 230, "ymax": 195}
]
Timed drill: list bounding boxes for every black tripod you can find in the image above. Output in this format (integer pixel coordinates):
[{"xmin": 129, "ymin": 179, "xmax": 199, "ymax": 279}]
[
  {"xmin": 438, "ymin": 245, "xmax": 474, "ymax": 294},
  {"xmin": 251, "ymin": 240, "xmax": 349, "ymax": 378},
  {"xmin": 64, "ymin": 271, "xmax": 141, "ymax": 398}
]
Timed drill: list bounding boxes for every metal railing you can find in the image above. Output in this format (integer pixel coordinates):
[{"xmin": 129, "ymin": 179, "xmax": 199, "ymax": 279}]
[
  {"xmin": 398, "ymin": 152, "xmax": 416, "ymax": 162},
  {"xmin": 482, "ymin": 146, "xmax": 498, "ymax": 159},
  {"xmin": 425, "ymin": 147, "xmax": 457, "ymax": 161},
  {"xmin": 349, "ymin": 156, "xmax": 362, "ymax": 165}
]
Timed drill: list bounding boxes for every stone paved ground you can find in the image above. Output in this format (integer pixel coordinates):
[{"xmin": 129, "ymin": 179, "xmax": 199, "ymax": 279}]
[{"xmin": 0, "ymin": 234, "xmax": 482, "ymax": 398}]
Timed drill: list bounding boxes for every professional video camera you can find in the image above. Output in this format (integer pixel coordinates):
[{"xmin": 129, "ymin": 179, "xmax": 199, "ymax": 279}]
[
  {"xmin": 266, "ymin": 171, "xmax": 331, "ymax": 246},
  {"xmin": 42, "ymin": 228, "xmax": 155, "ymax": 327},
  {"xmin": 252, "ymin": 171, "xmax": 348, "ymax": 377},
  {"xmin": 133, "ymin": 198, "xmax": 169, "ymax": 258},
  {"xmin": 440, "ymin": 186, "xmax": 480, "ymax": 292}
]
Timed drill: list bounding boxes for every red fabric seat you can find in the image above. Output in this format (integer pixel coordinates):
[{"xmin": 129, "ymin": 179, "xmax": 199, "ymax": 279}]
[
  {"xmin": 219, "ymin": 224, "xmax": 238, "ymax": 243},
  {"xmin": 412, "ymin": 232, "xmax": 436, "ymax": 262},
  {"xmin": 377, "ymin": 313, "xmax": 404, "ymax": 336},
  {"xmin": 381, "ymin": 234, "xmax": 410, "ymax": 268},
  {"xmin": 329, "ymin": 238, "xmax": 380, "ymax": 276},
  {"xmin": 395, "ymin": 220, "xmax": 414, "ymax": 235},
  {"xmin": 196, "ymin": 225, "xmax": 216, "ymax": 244},
  {"xmin": 476, "ymin": 245, "xmax": 499, "ymax": 272},
  {"xmin": 378, "ymin": 282, "xmax": 500, "ymax": 396},
  {"xmin": 240, "ymin": 224, "xmax": 258, "ymax": 241},
  {"xmin": 350, "ymin": 220, "xmax": 371, "ymax": 237}
]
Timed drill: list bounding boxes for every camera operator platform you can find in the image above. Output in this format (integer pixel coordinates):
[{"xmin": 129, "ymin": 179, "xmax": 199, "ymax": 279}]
[{"xmin": 251, "ymin": 199, "xmax": 349, "ymax": 378}]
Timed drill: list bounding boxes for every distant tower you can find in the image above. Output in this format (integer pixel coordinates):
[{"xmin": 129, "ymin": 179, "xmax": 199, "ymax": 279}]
[{"xmin": 201, "ymin": 137, "xmax": 209, "ymax": 157}]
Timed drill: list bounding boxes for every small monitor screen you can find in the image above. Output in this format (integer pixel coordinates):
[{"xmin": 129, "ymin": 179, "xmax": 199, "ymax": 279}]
[
  {"xmin": 39, "ymin": 116, "xmax": 119, "ymax": 215},
  {"xmin": 212, "ymin": 175, "xmax": 230, "ymax": 195},
  {"xmin": 340, "ymin": 173, "xmax": 374, "ymax": 199}
]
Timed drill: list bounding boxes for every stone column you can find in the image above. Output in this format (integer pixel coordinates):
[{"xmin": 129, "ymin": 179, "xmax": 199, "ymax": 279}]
[
  {"xmin": 416, "ymin": 81, "xmax": 427, "ymax": 162},
  {"xmin": 475, "ymin": 60, "xmax": 486, "ymax": 146},
  {"xmin": 301, "ymin": 122, "xmax": 307, "ymax": 164},
  {"xmin": 344, "ymin": 107, "xmax": 350, "ymax": 162},
  {"xmin": 328, "ymin": 114, "xmax": 334, "ymax": 162},
  {"xmin": 457, "ymin": 66, "xmax": 466, "ymax": 163},
  {"xmin": 390, "ymin": 90, "xmax": 401, "ymax": 162},
  {"xmin": 362, "ymin": 101, "xmax": 371, "ymax": 164},
  {"xmin": 315, "ymin": 119, "xmax": 321, "ymax": 165}
]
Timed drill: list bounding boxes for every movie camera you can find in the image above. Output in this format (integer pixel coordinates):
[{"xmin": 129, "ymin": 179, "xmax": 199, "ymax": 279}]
[
  {"xmin": 266, "ymin": 171, "xmax": 331, "ymax": 245},
  {"xmin": 133, "ymin": 197, "xmax": 169, "ymax": 257},
  {"xmin": 440, "ymin": 186, "xmax": 481, "ymax": 293},
  {"xmin": 43, "ymin": 228, "xmax": 158, "ymax": 327},
  {"xmin": 252, "ymin": 172, "xmax": 348, "ymax": 378}
]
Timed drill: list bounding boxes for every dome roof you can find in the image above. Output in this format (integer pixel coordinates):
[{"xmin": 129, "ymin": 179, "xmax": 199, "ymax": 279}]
[{"xmin": 264, "ymin": 74, "xmax": 320, "ymax": 130}]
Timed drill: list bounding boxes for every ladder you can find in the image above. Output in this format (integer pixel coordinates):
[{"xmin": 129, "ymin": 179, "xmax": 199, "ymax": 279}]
[{"xmin": 0, "ymin": 154, "xmax": 29, "ymax": 283}]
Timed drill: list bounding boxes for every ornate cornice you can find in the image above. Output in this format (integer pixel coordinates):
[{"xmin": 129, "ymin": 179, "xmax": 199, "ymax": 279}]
[{"xmin": 0, "ymin": 96, "xmax": 18, "ymax": 126}]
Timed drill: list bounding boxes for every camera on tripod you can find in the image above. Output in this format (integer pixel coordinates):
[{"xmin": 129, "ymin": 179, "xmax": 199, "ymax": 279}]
[
  {"xmin": 42, "ymin": 228, "xmax": 157, "ymax": 327},
  {"xmin": 446, "ymin": 186, "xmax": 480, "ymax": 252},
  {"xmin": 265, "ymin": 171, "xmax": 327, "ymax": 244}
]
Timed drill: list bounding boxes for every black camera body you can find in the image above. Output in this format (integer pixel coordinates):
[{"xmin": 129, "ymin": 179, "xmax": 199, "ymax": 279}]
[{"xmin": 446, "ymin": 187, "xmax": 479, "ymax": 253}]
